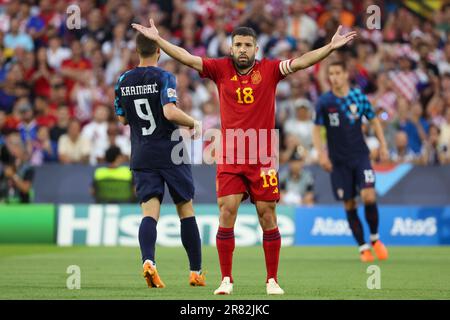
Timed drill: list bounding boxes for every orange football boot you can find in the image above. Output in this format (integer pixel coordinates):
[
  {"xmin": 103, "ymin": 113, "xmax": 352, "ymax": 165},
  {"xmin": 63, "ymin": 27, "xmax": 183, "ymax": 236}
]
[
  {"xmin": 360, "ymin": 249, "xmax": 375, "ymax": 262},
  {"xmin": 372, "ymin": 240, "xmax": 389, "ymax": 260},
  {"xmin": 143, "ymin": 261, "xmax": 165, "ymax": 288},
  {"xmin": 189, "ymin": 271, "xmax": 206, "ymax": 287}
]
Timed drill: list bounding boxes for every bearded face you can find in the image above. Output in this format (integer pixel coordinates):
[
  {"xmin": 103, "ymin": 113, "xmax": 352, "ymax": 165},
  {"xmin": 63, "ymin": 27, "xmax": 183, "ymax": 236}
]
[{"xmin": 230, "ymin": 35, "xmax": 258, "ymax": 71}]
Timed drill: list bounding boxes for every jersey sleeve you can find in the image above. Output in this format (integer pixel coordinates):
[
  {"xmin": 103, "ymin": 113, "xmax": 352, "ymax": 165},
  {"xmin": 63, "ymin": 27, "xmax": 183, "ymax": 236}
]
[
  {"xmin": 265, "ymin": 59, "xmax": 294, "ymax": 83},
  {"xmin": 114, "ymin": 72, "xmax": 128, "ymax": 116},
  {"xmin": 199, "ymin": 58, "xmax": 225, "ymax": 82},
  {"xmin": 361, "ymin": 93, "xmax": 375, "ymax": 120},
  {"xmin": 160, "ymin": 72, "xmax": 178, "ymax": 106},
  {"xmin": 314, "ymin": 97, "xmax": 325, "ymax": 126}
]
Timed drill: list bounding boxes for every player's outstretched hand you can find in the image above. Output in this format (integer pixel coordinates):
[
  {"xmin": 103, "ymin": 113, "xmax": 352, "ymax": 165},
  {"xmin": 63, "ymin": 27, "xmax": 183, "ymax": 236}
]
[
  {"xmin": 131, "ymin": 18, "xmax": 159, "ymax": 40},
  {"xmin": 330, "ymin": 25, "xmax": 357, "ymax": 50}
]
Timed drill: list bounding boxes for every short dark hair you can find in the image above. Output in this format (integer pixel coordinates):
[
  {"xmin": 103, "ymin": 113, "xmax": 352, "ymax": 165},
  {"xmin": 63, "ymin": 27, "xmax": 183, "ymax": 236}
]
[
  {"xmin": 136, "ymin": 33, "xmax": 159, "ymax": 57},
  {"xmin": 328, "ymin": 60, "xmax": 347, "ymax": 71},
  {"xmin": 105, "ymin": 146, "xmax": 122, "ymax": 164},
  {"xmin": 231, "ymin": 27, "xmax": 257, "ymax": 42}
]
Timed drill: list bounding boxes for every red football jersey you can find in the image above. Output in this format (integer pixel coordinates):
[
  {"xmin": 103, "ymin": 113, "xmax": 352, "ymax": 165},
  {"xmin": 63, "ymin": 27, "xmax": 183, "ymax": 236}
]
[{"xmin": 200, "ymin": 57, "xmax": 291, "ymax": 165}]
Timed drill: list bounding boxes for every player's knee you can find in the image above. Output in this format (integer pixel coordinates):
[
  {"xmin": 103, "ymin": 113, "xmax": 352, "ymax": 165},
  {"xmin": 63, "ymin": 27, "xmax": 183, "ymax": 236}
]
[
  {"xmin": 176, "ymin": 200, "xmax": 194, "ymax": 218},
  {"xmin": 257, "ymin": 206, "xmax": 277, "ymax": 229},
  {"xmin": 259, "ymin": 214, "xmax": 277, "ymax": 230},
  {"xmin": 344, "ymin": 199, "xmax": 357, "ymax": 211},
  {"xmin": 219, "ymin": 204, "xmax": 237, "ymax": 221},
  {"xmin": 361, "ymin": 191, "xmax": 376, "ymax": 204}
]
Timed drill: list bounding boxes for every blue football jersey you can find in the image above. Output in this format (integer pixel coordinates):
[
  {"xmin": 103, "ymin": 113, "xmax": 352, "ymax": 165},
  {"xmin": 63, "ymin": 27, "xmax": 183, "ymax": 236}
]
[
  {"xmin": 314, "ymin": 88, "xmax": 375, "ymax": 163},
  {"xmin": 114, "ymin": 66, "xmax": 182, "ymax": 169}
]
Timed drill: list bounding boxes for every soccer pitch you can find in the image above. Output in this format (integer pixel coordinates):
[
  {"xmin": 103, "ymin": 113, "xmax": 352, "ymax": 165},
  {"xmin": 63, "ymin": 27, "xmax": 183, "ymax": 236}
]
[{"xmin": 0, "ymin": 245, "xmax": 449, "ymax": 300}]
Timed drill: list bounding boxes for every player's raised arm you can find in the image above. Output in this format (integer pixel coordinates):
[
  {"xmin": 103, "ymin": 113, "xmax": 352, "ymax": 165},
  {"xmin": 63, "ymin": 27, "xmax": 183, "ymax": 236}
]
[
  {"xmin": 289, "ymin": 26, "xmax": 357, "ymax": 72},
  {"xmin": 132, "ymin": 19, "xmax": 203, "ymax": 72}
]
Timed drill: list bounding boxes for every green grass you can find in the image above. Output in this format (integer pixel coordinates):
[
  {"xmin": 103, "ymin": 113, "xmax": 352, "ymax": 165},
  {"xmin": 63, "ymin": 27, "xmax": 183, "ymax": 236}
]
[{"xmin": 0, "ymin": 245, "xmax": 449, "ymax": 299}]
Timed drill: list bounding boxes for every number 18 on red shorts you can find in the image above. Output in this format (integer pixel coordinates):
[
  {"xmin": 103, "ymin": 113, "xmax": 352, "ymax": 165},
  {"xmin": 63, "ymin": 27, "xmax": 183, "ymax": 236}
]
[{"xmin": 216, "ymin": 164, "xmax": 280, "ymax": 203}]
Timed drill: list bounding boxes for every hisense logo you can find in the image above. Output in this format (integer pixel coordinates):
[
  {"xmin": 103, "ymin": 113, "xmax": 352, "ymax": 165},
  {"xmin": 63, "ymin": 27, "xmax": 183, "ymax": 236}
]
[
  {"xmin": 311, "ymin": 217, "xmax": 352, "ymax": 236},
  {"xmin": 390, "ymin": 217, "xmax": 437, "ymax": 236},
  {"xmin": 57, "ymin": 205, "xmax": 295, "ymax": 246}
]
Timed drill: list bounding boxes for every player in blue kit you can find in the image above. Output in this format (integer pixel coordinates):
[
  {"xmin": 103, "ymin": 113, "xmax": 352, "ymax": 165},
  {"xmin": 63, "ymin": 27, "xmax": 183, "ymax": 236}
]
[
  {"xmin": 114, "ymin": 33, "xmax": 205, "ymax": 287},
  {"xmin": 312, "ymin": 61, "xmax": 389, "ymax": 262}
]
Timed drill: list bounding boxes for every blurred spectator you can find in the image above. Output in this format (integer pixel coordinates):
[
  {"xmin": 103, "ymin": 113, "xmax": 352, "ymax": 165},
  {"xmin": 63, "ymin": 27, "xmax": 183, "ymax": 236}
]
[
  {"xmin": 79, "ymin": 8, "xmax": 111, "ymax": 44},
  {"xmin": 58, "ymin": 119, "xmax": 90, "ymax": 164},
  {"xmin": 317, "ymin": 0, "xmax": 355, "ymax": 29},
  {"xmin": 95, "ymin": 120, "xmax": 131, "ymax": 164},
  {"xmin": 60, "ymin": 40, "xmax": 92, "ymax": 96},
  {"xmin": 206, "ymin": 17, "xmax": 231, "ymax": 58},
  {"xmin": 388, "ymin": 45, "xmax": 419, "ymax": 102},
  {"xmin": 34, "ymin": 95, "xmax": 56, "ymax": 128},
  {"xmin": 279, "ymin": 150, "xmax": 315, "ymax": 206},
  {"xmin": 439, "ymin": 108, "xmax": 450, "ymax": 154},
  {"xmin": 264, "ymin": 19, "xmax": 297, "ymax": 57},
  {"xmin": 437, "ymin": 42, "xmax": 450, "ymax": 76},
  {"xmin": 48, "ymin": 74, "xmax": 72, "ymax": 113},
  {"xmin": 390, "ymin": 131, "xmax": 420, "ymax": 164},
  {"xmin": 81, "ymin": 105, "xmax": 109, "ymax": 165},
  {"xmin": 0, "ymin": 1, "xmax": 20, "ymax": 33},
  {"xmin": 239, "ymin": 0, "xmax": 272, "ymax": 35},
  {"xmin": 0, "ymin": 110, "xmax": 8, "ymax": 144},
  {"xmin": 393, "ymin": 99, "xmax": 428, "ymax": 154},
  {"xmin": 19, "ymin": 2, "xmax": 45, "ymax": 46},
  {"xmin": 0, "ymin": 66, "xmax": 18, "ymax": 114},
  {"xmin": 369, "ymin": 72, "xmax": 398, "ymax": 119},
  {"xmin": 286, "ymin": 0, "xmax": 318, "ymax": 45},
  {"xmin": 70, "ymin": 70, "xmax": 104, "ymax": 122},
  {"xmin": 0, "ymin": 133, "xmax": 34, "ymax": 203},
  {"xmin": 3, "ymin": 18, "xmax": 34, "ymax": 52},
  {"xmin": 50, "ymin": 105, "xmax": 70, "ymax": 143},
  {"xmin": 47, "ymin": 35, "xmax": 71, "ymax": 70},
  {"xmin": 102, "ymin": 23, "xmax": 131, "ymax": 85},
  {"xmin": 30, "ymin": 126, "xmax": 57, "ymax": 166},
  {"xmin": 25, "ymin": 46, "xmax": 53, "ymax": 98},
  {"xmin": 421, "ymin": 124, "xmax": 448, "ymax": 165},
  {"xmin": 15, "ymin": 98, "xmax": 38, "ymax": 147},
  {"xmin": 284, "ymin": 98, "xmax": 314, "ymax": 153},
  {"xmin": 92, "ymin": 145, "xmax": 135, "ymax": 204},
  {"xmin": 279, "ymin": 131, "xmax": 302, "ymax": 165},
  {"xmin": 201, "ymin": 101, "xmax": 220, "ymax": 132}
]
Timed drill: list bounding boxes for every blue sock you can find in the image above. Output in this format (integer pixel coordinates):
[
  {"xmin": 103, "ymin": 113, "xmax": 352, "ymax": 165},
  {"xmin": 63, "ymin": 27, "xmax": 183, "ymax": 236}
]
[
  {"xmin": 139, "ymin": 216, "xmax": 157, "ymax": 264},
  {"xmin": 180, "ymin": 216, "xmax": 202, "ymax": 272},
  {"xmin": 364, "ymin": 203, "xmax": 379, "ymax": 243},
  {"xmin": 346, "ymin": 209, "xmax": 365, "ymax": 246}
]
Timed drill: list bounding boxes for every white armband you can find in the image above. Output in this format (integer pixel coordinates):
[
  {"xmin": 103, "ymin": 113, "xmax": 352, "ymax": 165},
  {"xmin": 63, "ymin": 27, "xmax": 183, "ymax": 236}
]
[{"xmin": 279, "ymin": 59, "xmax": 294, "ymax": 76}]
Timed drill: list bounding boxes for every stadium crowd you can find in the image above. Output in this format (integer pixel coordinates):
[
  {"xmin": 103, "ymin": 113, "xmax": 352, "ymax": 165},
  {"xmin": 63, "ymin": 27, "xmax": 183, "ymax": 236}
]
[{"xmin": 0, "ymin": 0, "xmax": 449, "ymax": 204}]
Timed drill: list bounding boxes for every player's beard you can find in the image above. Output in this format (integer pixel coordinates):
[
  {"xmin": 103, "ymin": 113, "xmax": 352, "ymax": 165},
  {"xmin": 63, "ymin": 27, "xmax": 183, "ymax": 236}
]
[{"xmin": 232, "ymin": 53, "xmax": 255, "ymax": 71}]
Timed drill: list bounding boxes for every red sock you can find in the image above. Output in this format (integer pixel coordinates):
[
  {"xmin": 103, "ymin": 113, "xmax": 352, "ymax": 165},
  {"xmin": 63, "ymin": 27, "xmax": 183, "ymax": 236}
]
[
  {"xmin": 216, "ymin": 226, "xmax": 235, "ymax": 282},
  {"xmin": 263, "ymin": 227, "xmax": 281, "ymax": 282}
]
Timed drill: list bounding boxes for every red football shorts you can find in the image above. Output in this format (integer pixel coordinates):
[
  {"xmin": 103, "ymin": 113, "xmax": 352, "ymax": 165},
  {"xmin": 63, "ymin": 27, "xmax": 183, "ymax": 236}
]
[{"xmin": 216, "ymin": 163, "xmax": 280, "ymax": 203}]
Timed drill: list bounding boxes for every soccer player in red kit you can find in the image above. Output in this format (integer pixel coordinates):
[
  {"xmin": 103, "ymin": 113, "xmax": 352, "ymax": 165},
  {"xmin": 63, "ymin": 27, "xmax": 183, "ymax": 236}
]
[{"xmin": 133, "ymin": 19, "xmax": 356, "ymax": 295}]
